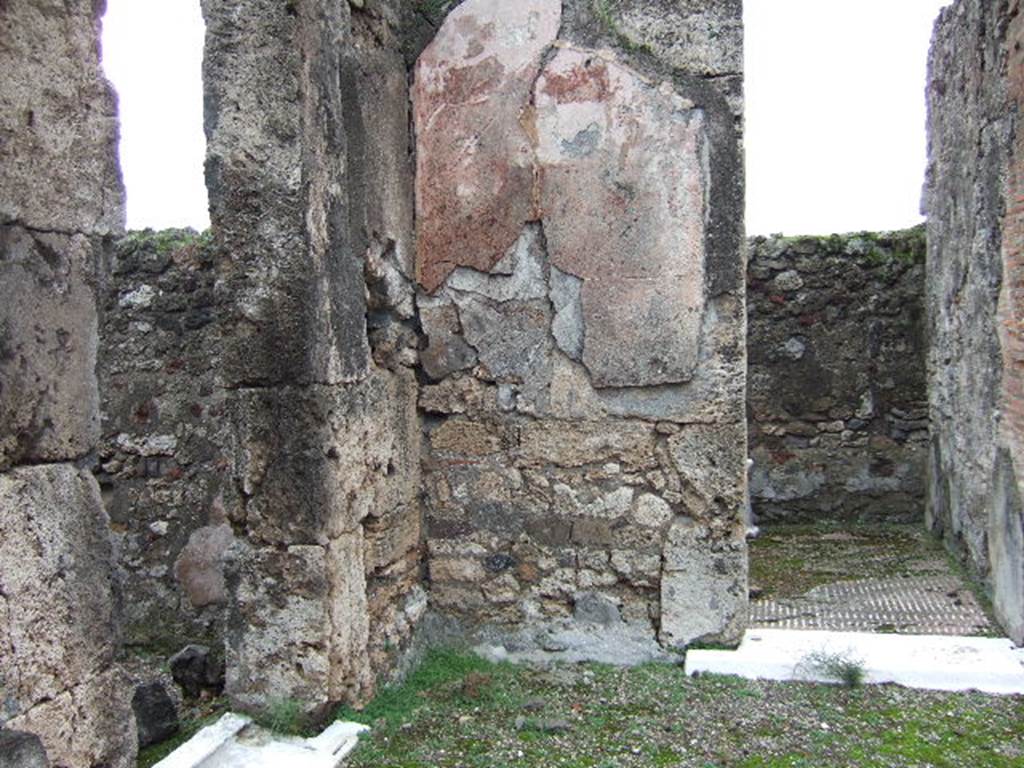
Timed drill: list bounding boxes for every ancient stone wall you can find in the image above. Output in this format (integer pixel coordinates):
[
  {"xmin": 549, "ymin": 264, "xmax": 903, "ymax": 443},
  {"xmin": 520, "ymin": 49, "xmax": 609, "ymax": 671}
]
[
  {"xmin": 415, "ymin": 0, "xmax": 747, "ymax": 652},
  {"xmin": 0, "ymin": 0, "xmax": 137, "ymax": 764},
  {"xmin": 748, "ymin": 229, "xmax": 928, "ymax": 524},
  {"xmin": 202, "ymin": 0, "xmax": 425, "ymax": 716},
  {"xmin": 96, "ymin": 230, "xmax": 230, "ymax": 652},
  {"xmin": 926, "ymin": 0, "xmax": 1024, "ymax": 644}
]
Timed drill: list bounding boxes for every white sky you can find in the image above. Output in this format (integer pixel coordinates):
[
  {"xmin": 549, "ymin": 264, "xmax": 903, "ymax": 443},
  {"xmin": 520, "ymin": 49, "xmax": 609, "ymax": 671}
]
[{"xmin": 100, "ymin": 0, "xmax": 951, "ymax": 236}]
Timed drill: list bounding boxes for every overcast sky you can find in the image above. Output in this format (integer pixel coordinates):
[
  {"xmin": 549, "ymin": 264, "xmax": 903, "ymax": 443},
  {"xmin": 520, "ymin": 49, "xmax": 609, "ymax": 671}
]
[{"xmin": 101, "ymin": 0, "xmax": 951, "ymax": 236}]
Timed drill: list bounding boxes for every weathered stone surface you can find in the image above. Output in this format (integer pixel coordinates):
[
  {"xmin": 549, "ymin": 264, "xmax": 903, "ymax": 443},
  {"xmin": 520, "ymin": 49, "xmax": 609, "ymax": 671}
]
[
  {"xmin": 926, "ymin": 0, "xmax": 1024, "ymax": 643},
  {"xmin": 205, "ymin": 0, "xmax": 427, "ymax": 713},
  {"xmin": 747, "ymin": 230, "xmax": 927, "ymax": 523},
  {"xmin": 224, "ymin": 544, "xmax": 333, "ymax": 716},
  {"xmin": 326, "ymin": 532, "xmax": 373, "ymax": 704},
  {"xmin": 0, "ymin": 227, "xmax": 100, "ymax": 469},
  {"xmin": 0, "ymin": 0, "xmax": 124, "ymax": 234},
  {"xmin": 660, "ymin": 518, "xmax": 746, "ymax": 648},
  {"xmin": 0, "ymin": 729, "xmax": 48, "ymax": 768},
  {"xmin": 5, "ymin": 667, "xmax": 135, "ymax": 768},
  {"xmin": 228, "ymin": 372, "xmax": 418, "ymax": 547},
  {"xmin": 0, "ymin": 466, "xmax": 119, "ymax": 711},
  {"xmin": 203, "ymin": 0, "xmax": 369, "ymax": 386},
  {"xmin": 517, "ymin": 421, "xmax": 658, "ymax": 471},
  {"xmin": 607, "ymin": 0, "xmax": 743, "ymax": 78},
  {"xmin": 413, "ymin": 0, "xmax": 561, "ymax": 292},
  {"xmin": 535, "ymin": 48, "xmax": 707, "ymax": 388}
]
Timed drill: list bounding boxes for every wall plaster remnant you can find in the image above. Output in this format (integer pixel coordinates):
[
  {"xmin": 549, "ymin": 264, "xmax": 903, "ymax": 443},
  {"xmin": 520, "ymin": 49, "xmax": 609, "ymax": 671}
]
[{"xmin": 413, "ymin": 0, "xmax": 747, "ymax": 654}]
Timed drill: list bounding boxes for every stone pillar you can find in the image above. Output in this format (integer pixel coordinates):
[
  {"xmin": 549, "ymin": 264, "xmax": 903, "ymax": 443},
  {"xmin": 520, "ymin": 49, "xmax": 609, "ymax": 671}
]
[
  {"xmin": 414, "ymin": 0, "xmax": 747, "ymax": 651},
  {"xmin": 0, "ymin": 0, "xmax": 136, "ymax": 765},
  {"xmin": 202, "ymin": 0, "xmax": 423, "ymax": 716},
  {"xmin": 926, "ymin": 0, "xmax": 1024, "ymax": 645}
]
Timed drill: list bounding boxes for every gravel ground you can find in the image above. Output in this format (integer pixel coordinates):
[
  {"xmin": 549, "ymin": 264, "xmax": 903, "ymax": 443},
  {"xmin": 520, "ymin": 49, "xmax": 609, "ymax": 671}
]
[{"xmin": 341, "ymin": 650, "xmax": 1024, "ymax": 768}]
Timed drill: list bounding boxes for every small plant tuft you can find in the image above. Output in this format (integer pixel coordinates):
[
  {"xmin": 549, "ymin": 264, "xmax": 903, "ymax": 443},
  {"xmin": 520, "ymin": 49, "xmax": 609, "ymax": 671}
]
[
  {"xmin": 796, "ymin": 649, "xmax": 868, "ymax": 689},
  {"xmin": 256, "ymin": 697, "xmax": 308, "ymax": 735}
]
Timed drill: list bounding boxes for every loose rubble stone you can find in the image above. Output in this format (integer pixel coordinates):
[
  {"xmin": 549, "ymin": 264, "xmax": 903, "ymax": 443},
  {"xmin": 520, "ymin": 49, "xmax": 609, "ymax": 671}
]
[
  {"xmin": 131, "ymin": 682, "xmax": 179, "ymax": 749},
  {"xmin": 169, "ymin": 645, "xmax": 223, "ymax": 699}
]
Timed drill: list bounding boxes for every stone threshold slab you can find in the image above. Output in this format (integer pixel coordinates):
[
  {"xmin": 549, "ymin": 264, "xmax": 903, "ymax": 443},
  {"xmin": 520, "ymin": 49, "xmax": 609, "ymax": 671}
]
[
  {"xmin": 685, "ymin": 628, "xmax": 1024, "ymax": 695},
  {"xmin": 154, "ymin": 713, "xmax": 369, "ymax": 768}
]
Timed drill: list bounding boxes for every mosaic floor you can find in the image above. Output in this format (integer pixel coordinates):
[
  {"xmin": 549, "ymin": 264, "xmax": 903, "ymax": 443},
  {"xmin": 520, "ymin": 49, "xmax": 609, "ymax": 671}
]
[{"xmin": 747, "ymin": 524, "xmax": 996, "ymax": 636}]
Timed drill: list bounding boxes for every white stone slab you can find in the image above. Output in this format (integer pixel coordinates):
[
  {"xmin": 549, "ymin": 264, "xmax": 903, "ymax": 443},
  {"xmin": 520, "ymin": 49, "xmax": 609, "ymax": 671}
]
[
  {"xmin": 685, "ymin": 629, "xmax": 1024, "ymax": 694},
  {"xmin": 153, "ymin": 713, "xmax": 251, "ymax": 768},
  {"xmin": 154, "ymin": 714, "xmax": 369, "ymax": 768}
]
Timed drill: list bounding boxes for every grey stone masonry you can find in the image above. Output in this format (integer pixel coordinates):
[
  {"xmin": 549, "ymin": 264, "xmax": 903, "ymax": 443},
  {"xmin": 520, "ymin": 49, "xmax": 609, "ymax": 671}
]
[
  {"xmin": 925, "ymin": 0, "xmax": 1024, "ymax": 645},
  {"xmin": 747, "ymin": 229, "xmax": 927, "ymax": 524},
  {"xmin": 202, "ymin": 0, "xmax": 425, "ymax": 718}
]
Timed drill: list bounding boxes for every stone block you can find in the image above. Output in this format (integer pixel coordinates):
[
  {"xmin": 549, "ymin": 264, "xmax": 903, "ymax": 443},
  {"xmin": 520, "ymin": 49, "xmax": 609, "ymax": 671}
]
[
  {"xmin": 0, "ymin": 227, "xmax": 100, "ymax": 469},
  {"xmin": 0, "ymin": 465, "xmax": 118, "ymax": 711},
  {"xmin": 224, "ymin": 543, "xmax": 333, "ymax": 715},
  {"xmin": 667, "ymin": 422, "xmax": 747, "ymax": 516},
  {"xmin": 517, "ymin": 421, "xmax": 657, "ymax": 471},
  {"xmin": 204, "ymin": 0, "xmax": 369, "ymax": 387},
  {"xmin": 131, "ymin": 681, "xmax": 179, "ymax": 749},
  {"xmin": 428, "ymin": 420, "xmax": 503, "ymax": 456},
  {"xmin": 660, "ymin": 518, "xmax": 747, "ymax": 648},
  {"xmin": 5, "ymin": 667, "xmax": 136, "ymax": 768},
  {"xmin": 174, "ymin": 525, "xmax": 234, "ymax": 609},
  {"xmin": 0, "ymin": 0, "xmax": 123, "ymax": 233},
  {"xmin": 229, "ymin": 371, "xmax": 417, "ymax": 546}
]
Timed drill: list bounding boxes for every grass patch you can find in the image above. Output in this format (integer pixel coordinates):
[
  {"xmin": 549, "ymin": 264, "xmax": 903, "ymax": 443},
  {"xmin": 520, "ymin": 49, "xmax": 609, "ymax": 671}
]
[
  {"xmin": 120, "ymin": 228, "xmax": 211, "ymax": 255},
  {"xmin": 342, "ymin": 649, "xmax": 1024, "ymax": 767}
]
